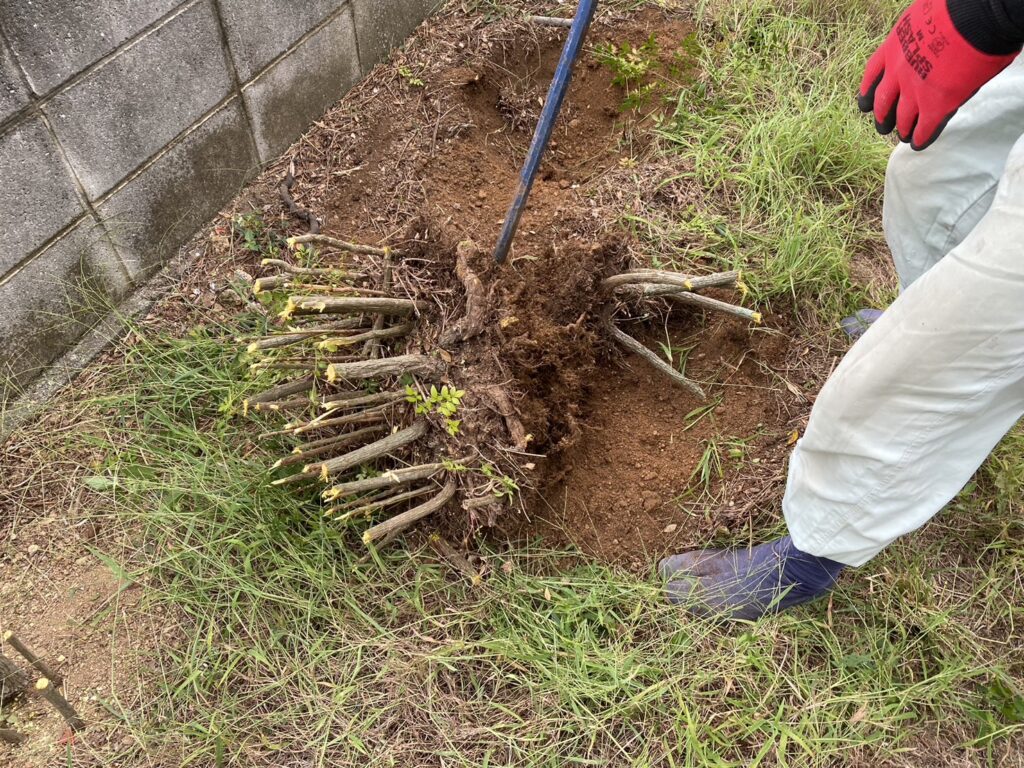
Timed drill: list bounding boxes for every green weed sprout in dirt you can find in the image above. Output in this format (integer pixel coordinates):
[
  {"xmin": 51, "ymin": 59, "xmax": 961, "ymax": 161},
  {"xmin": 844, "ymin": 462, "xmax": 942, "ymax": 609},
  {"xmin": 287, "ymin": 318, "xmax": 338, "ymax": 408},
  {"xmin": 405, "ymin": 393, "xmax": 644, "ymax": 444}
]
[{"xmin": 7, "ymin": 0, "xmax": 1024, "ymax": 766}]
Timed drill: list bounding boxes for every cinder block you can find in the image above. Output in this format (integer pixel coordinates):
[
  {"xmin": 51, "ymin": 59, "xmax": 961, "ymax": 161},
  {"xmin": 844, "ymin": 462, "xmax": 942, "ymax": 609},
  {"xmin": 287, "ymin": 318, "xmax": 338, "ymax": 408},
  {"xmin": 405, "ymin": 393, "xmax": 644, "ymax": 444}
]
[
  {"xmin": 0, "ymin": 40, "xmax": 30, "ymax": 124},
  {"xmin": 0, "ymin": 213, "xmax": 128, "ymax": 405},
  {"xmin": 351, "ymin": 0, "xmax": 438, "ymax": 72},
  {"xmin": 242, "ymin": 6, "xmax": 360, "ymax": 162},
  {"xmin": 0, "ymin": 117, "xmax": 85, "ymax": 276},
  {"xmin": 98, "ymin": 99, "xmax": 257, "ymax": 280},
  {"xmin": 0, "ymin": 0, "xmax": 182, "ymax": 95},
  {"xmin": 43, "ymin": 0, "xmax": 234, "ymax": 199},
  {"xmin": 217, "ymin": 0, "xmax": 341, "ymax": 82}
]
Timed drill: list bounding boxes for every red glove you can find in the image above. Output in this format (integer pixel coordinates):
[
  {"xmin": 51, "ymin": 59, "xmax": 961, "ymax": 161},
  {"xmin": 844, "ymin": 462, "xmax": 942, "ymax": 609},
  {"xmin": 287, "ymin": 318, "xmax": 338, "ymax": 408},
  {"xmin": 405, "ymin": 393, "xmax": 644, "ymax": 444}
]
[{"xmin": 858, "ymin": 0, "xmax": 1021, "ymax": 150}]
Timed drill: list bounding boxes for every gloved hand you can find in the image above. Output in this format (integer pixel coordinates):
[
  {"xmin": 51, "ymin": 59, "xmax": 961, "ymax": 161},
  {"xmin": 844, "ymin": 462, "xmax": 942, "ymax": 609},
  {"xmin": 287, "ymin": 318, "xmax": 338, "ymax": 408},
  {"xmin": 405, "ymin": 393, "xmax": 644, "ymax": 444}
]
[{"xmin": 858, "ymin": 0, "xmax": 1024, "ymax": 150}]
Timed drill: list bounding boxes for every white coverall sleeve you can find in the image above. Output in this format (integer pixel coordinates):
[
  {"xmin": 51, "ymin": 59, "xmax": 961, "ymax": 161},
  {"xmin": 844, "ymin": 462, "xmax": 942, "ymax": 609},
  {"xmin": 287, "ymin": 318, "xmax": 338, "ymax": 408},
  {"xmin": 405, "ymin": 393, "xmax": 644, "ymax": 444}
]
[{"xmin": 783, "ymin": 59, "xmax": 1024, "ymax": 567}]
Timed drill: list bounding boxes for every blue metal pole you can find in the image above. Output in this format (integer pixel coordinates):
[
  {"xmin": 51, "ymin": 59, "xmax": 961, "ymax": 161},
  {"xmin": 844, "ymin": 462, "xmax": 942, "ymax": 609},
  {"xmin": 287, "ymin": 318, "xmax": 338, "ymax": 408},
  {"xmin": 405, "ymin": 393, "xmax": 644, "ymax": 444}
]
[{"xmin": 492, "ymin": 0, "xmax": 598, "ymax": 264}]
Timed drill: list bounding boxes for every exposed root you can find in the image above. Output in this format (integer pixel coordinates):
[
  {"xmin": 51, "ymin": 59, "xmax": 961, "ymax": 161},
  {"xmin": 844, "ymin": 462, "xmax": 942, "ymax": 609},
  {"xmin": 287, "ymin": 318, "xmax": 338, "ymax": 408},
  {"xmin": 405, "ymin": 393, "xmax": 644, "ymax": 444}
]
[
  {"xmin": 429, "ymin": 534, "xmax": 482, "ymax": 585},
  {"xmin": 441, "ymin": 240, "xmax": 488, "ymax": 346},
  {"xmin": 279, "ymin": 160, "xmax": 321, "ymax": 234},
  {"xmin": 480, "ymin": 384, "xmax": 529, "ymax": 451},
  {"xmin": 657, "ymin": 290, "xmax": 761, "ymax": 323}
]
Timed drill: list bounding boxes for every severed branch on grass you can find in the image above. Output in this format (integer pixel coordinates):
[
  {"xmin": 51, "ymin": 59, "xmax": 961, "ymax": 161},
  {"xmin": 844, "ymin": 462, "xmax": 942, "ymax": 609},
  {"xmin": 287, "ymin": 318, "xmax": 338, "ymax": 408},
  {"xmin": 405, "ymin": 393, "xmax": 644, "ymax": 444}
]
[
  {"xmin": 605, "ymin": 319, "xmax": 706, "ymax": 400},
  {"xmin": 362, "ymin": 481, "xmax": 457, "ymax": 544},
  {"xmin": 34, "ymin": 678, "xmax": 84, "ymax": 731},
  {"xmin": 286, "ymin": 234, "xmax": 396, "ymax": 257},
  {"xmin": 272, "ymin": 420, "xmax": 429, "ymax": 486},
  {"xmin": 2, "ymin": 631, "xmax": 60, "ymax": 685}
]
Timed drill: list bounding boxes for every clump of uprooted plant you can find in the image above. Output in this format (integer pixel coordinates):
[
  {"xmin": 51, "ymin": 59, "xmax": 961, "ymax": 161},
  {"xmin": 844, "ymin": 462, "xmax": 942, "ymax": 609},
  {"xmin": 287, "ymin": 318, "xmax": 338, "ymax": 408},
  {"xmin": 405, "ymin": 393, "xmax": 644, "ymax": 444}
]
[{"xmin": 237, "ymin": 222, "xmax": 757, "ymax": 551}]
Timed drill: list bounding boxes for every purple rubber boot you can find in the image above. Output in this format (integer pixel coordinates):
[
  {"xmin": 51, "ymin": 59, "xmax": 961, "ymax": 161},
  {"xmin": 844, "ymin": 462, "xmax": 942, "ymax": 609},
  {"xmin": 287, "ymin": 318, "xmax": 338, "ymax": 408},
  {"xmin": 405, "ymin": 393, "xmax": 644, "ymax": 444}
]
[
  {"xmin": 659, "ymin": 536, "xmax": 845, "ymax": 621},
  {"xmin": 840, "ymin": 308, "xmax": 884, "ymax": 339}
]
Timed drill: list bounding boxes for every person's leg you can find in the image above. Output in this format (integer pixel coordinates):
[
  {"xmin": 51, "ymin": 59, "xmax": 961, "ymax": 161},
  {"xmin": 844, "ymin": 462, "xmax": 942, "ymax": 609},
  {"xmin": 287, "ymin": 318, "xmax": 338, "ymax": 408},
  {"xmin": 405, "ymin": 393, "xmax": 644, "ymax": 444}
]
[
  {"xmin": 842, "ymin": 56, "xmax": 1024, "ymax": 341},
  {"xmin": 784, "ymin": 131, "xmax": 1024, "ymax": 568},
  {"xmin": 884, "ymin": 55, "xmax": 1024, "ymax": 288},
  {"xmin": 663, "ymin": 70, "xmax": 1024, "ymax": 618}
]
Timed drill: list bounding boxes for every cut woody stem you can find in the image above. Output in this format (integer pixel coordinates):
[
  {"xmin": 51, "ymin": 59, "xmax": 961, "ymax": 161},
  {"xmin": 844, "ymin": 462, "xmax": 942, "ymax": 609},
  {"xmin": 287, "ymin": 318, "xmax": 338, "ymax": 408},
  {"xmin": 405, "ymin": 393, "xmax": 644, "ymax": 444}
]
[
  {"xmin": 322, "ymin": 461, "xmax": 453, "ymax": 501},
  {"xmin": 272, "ymin": 420, "xmax": 429, "ymax": 485},
  {"xmin": 326, "ymin": 354, "xmax": 443, "ymax": 384},
  {"xmin": 287, "ymin": 234, "xmax": 396, "ymax": 257},
  {"xmin": 318, "ymin": 322, "xmax": 412, "ymax": 350},
  {"xmin": 605, "ymin": 320, "xmax": 706, "ymax": 400},
  {"xmin": 328, "ymin": 484, "xmax": 436, "ymax": 522},
  {"xmin": 366, "ymin": 251, "xmax": 394, "ymax": 359},
  {"xmin": 602, "ymin": 269, "xmax": 740, "ymax": 292},
  {"xmin": 2, "ymin": 631, "xmax": 60, "ymax": 685},
  {"xmin": 362, "ymin": 481, "xmax": 457, "ymax": 544},
  {"xmin": 34, "ymin": 678, "xmax": 84, "ymax": 731},
  {"xmin": 282, "ymin": 295, "xmax": 426, "ymax": 320}
]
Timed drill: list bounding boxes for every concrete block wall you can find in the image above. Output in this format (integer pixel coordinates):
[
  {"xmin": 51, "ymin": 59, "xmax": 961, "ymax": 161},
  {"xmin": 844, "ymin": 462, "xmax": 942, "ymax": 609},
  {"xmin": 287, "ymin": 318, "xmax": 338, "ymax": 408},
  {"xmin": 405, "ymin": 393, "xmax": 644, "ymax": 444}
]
[{"xmin": 0, "ymin": 0, "xmax": 438, "ymax": 405}]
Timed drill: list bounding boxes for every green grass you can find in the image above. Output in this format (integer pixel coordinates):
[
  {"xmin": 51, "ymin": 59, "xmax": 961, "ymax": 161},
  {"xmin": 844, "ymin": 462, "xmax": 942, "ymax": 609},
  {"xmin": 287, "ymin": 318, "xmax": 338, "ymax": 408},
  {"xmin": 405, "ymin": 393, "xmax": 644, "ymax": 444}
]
[
  {"xmin": 629, "ymin": 0, "xmax": 901, "ymax": 319},
  {"xmin": 59, "ymin": 315, "xmax": 1024, "ymax": 767},
  {"xmin": 22, "ymin": 0, "xmax": 1024, "ymax": 765}
]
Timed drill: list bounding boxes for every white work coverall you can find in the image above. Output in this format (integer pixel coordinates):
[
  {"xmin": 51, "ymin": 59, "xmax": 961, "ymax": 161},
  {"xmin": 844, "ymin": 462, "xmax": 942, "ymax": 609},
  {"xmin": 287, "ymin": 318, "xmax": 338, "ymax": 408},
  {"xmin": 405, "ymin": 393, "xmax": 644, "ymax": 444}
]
[{"xmin": 783, "ymin": 57, "xmax": 1024, "ymax": 567}]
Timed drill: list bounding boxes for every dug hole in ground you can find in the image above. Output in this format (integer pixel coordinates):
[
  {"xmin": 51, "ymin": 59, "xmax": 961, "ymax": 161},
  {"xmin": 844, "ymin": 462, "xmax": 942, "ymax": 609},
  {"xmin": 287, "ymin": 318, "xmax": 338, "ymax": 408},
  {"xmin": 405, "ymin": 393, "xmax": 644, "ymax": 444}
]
[
  {"xmin": 3, "ymin": 1, "xmax": 970, "ymax": 766},
  {"xmin": 235, "ymin": 7, "xmax": 799, "ymax": 567}
]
